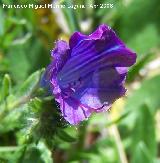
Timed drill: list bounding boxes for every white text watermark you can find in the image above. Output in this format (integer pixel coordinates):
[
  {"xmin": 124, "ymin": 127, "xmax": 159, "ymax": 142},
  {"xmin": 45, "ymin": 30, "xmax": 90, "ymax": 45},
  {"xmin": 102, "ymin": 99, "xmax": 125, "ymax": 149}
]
[{"xmin": 2, "ymin": 3, "xmax": 114, "ymax": 10}]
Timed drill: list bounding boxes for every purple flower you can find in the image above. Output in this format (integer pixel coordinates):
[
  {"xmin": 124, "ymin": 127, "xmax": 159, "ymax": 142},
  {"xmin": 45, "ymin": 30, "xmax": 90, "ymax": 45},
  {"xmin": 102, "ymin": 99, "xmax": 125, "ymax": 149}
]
[{"xmin": 43, "ymin": 24, "xmax": 136, "ymax": 125}]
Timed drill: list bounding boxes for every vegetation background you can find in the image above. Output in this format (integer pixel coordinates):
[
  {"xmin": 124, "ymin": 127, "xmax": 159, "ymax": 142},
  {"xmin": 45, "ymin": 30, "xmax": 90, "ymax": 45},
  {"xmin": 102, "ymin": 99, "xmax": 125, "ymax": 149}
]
[{"xmin": 0, "ymin": 0, "xmax": 160, "ymax": 162}]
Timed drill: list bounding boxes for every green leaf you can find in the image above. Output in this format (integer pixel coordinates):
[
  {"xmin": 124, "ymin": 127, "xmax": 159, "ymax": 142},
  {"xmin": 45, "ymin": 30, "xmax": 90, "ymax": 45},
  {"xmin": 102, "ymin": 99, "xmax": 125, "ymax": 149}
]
[
  {"xmin": 127, "ymin": 24, "xmax": 159, "ymax": 56},
  {"xmin": 131, "ymin": 142, "xmax": 154, "ymax": 163},
  {"xmin": 106, "ymin": 110, "xmax": 130, "ymax": 127},
  {"xmin": 121, "ymin": 75, "xmax": 160, "ymax": 131},
  {"xmin": 125, "ymin": 75, "xmax": 160, "ymax": 113},
  {"xmin": 5, "ymin": 143, "xmax": 53, "ymax": 163},
  {"xmin": 37, "ymin": 141, "xmax": 53, "ymax": 163},
  {"xmin": 0, "ymin": 146, "xmax": 19, "ymax": 153},
  {"xmin": 131, "ymin": 104, "xmax": 156, "ymax": 159},
  {"xmin": 8, "ymin": 46, "xmax": 31, "ymax": 82},
  {"xmin": 18, "ymin": 146, "xmax": 44, "ymax": 163},
  {"xmin": 0, "ymin": 8, "xmax": 5, "ymax": 36},
  {"xmin": 0, "ymin": 105, "xmax": 26, "ymax": 133},
  {"xmin": 0, "ymin": 69, "xmax": 44, "ymax": 127},
  {"xmin": 17, "ymin": 69, "xmax": 44, "ymax": 98},
  {"xmin": 127, "ymin": 53, "xmax": 154, "ymax": 82},
  {"xmin": 62, "ymin": 0, "xmax": 81, "ymax": 32},
  {"xmin": 11, "ymin": 33, "xmax": 32, "ymax": 46},
  {"xmin": 57, "ymin": 130, "xmax": 76, "ymax": 142},
  {"xmin": 0, "ymin": 74, "xmax": 11, "ymax": 102},
  {"xmin": 119, "ymin": 0, "xmax": 159, "ymax": 42}
]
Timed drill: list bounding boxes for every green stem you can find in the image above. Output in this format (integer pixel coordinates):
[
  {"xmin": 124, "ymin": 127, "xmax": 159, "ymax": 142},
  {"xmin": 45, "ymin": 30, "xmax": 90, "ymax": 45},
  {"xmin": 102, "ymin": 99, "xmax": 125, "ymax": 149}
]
[
  {"xmin": 110, "ymin": 124, "xmax": 128, "ymax": 163},
  {"xmin": 77, "ymin": 122, "xmax": 88, "ymax": 150},
  {"xmin": 67, "ymin": 122, "xmax": 88, "ymax": 161}
]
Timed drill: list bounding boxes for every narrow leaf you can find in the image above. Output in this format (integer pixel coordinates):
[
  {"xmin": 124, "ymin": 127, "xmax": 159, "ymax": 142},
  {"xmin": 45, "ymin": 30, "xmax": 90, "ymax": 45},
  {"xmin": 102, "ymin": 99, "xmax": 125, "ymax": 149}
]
[
  {"xmin": 57, "ymin": 130, "xmax": 76, "ymax": 142},
  {"xmin": 0, "ymin": 74, "xmax": 11, "ymax": 102}
]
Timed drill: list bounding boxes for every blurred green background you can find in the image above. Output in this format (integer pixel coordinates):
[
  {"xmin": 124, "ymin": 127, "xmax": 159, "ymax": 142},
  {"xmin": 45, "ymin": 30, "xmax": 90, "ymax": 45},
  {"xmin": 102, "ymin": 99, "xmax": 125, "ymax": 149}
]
[{"xmin": 0, "ymin": 0, "xmax": 160, "ymax": 162}]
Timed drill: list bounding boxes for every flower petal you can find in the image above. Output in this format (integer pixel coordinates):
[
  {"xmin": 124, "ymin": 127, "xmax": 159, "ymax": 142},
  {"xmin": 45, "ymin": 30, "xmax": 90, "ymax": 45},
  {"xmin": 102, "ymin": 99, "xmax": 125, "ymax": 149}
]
[
  {"xmin": 69, "ymin": 32, "xmax": 87, "ymax": 50},
  {"xmin": 59, "ymin": 84, "xmax": 126, "ymax": 125},
  {"xmin": 58, "ymin": 67, "xmax": 127, "ymax": 124},
  {"xmin": 79, "ymin": 86, "xmax": 126, "ymax": 111},
  {"xmin": 41, "ymin": 40, "xmax": 70, "ymax": 92},
  {"xmin": 69, "ymin": 24, "xmax": 124, "ymax": 56},
  {"xmin": 58, "ymin": 47, "xmax": 135, "ymax": 86},
  {"xmin": 71, "ymin": 67, "xmax": 127, "ymax": 110},
  {"xmin": 58, "ymin": 24, "xmax": 136, "ymax": 85},
  {"xmin": 69, "ymin": 24, "xmax": 124, "ymax": 51},
  {"xmin": 51, "ymin": 40, "xmax": 70, "ymax": 72},
  {"xmin": 92, "ymin": 67, "xmax": 127, "ymax": 87},
  {"xmin": 59, "ymin": 96, "xmax": 92, "ymax": 125}
]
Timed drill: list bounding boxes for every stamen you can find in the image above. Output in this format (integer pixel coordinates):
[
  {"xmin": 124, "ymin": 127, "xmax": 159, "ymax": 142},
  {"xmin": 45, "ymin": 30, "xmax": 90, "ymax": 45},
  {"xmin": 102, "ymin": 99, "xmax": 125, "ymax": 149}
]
[{"xmin": 61, "ymin": 98, "xmax": 66, "ymax": 117}]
